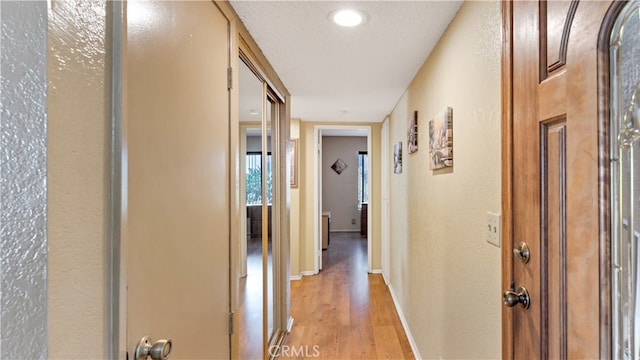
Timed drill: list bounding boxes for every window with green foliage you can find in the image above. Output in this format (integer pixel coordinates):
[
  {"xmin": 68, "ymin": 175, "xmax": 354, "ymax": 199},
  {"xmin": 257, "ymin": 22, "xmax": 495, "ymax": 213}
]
[{"xmin": 246, "ymin": 152, "xmax": 272, "ymax": 205}]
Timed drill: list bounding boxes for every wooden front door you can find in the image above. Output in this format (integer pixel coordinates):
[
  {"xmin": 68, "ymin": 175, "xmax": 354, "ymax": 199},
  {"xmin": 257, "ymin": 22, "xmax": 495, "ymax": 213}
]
[{"xmin": 503, "ymin": 1, "xmax": 617, "ymax": 358}]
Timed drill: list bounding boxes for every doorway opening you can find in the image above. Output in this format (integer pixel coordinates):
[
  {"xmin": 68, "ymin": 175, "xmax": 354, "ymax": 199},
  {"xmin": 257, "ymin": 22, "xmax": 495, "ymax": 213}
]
[{"xmin": 313, "ymin": 126, "xmax": 372, "ymax": 273}]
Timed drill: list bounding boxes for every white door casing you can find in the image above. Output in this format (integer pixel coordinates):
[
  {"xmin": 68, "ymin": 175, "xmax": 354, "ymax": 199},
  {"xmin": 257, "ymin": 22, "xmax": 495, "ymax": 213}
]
[{"xmin": 381, "ymin": 118, "xmax": 390, "ymax": 281}]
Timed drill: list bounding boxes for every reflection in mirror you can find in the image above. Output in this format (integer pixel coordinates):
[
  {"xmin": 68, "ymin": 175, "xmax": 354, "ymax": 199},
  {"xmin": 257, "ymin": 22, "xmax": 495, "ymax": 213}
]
[
  {"xmin": 267, "ymin": 97, "xmax": 276, "ymax": 343},
  {"xmin": 238, "ymin": 56, "xmax": 284, "ymax": 359},
  {"xmin": 238, "ymin": 58, "xmax": 264, "ymax": 359},
  {"xmin": 611, "ymin": 2, "xmax": 640, "ymax": 358}
]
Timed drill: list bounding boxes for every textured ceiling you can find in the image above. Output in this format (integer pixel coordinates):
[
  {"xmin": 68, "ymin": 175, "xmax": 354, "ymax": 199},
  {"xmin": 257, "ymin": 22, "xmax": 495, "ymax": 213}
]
[{"xmin": 230, "ymin": 1, "xmax": 463, "ymax": 123}]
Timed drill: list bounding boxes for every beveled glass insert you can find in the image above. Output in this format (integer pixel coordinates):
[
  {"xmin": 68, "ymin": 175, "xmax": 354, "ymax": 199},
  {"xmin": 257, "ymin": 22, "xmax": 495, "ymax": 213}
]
[{"xmin": 611, "ymin": 2, "xmax": 640, "ymax": 358}]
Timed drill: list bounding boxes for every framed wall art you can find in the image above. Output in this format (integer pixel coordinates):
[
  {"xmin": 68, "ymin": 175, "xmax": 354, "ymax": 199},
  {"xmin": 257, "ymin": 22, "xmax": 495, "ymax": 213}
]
[
  {"xmin": 393, "ymin": 142, "xmax": 403, "ymax": 174},
  {"xmin": 331, "ymin": 158, "xmax": 347, "ymax": 174},
  {"xmin": 429, "ymin": 107, "xmax": 453, "ymax": 170},
  {"xmin": 408, "ymin": 110, "xmax": 418, "ymax": 153}
]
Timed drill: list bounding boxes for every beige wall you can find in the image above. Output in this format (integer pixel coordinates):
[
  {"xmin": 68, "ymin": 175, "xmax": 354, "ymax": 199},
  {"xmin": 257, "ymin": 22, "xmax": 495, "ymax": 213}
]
[
  {"xmin": 291, "ymin": 121, "xmax": 382, "ymax": 277},
  {"xmin": 322, "ymin": 136, "xmax": 367, "ymax": 232},
  {"xmin": 47, "ymin": 1, "xmax": 111, "ymax": 357},
  {"xmin": 387, "ymin": 1, "xmax": 502, "ymax": 358}
]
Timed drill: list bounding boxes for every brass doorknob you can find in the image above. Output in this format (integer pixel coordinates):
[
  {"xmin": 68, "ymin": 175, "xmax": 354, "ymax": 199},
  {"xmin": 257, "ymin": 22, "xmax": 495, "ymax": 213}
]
[{"xmin": 503, "ymin": 285, "xmax": 530, "ymax": 310}]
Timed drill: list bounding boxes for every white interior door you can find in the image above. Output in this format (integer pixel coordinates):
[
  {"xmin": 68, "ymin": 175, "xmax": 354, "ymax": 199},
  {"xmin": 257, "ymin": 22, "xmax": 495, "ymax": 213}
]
[{"xmin": 124, "ymin": 1, "xmax": 230, "ymax": 358}]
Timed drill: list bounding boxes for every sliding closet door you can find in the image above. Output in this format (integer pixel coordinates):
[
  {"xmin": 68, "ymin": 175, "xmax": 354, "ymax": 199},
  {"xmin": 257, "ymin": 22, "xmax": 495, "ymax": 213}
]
[{"xmin": 236, "ymin": 54, "xmax": 288, "ymax": 359}]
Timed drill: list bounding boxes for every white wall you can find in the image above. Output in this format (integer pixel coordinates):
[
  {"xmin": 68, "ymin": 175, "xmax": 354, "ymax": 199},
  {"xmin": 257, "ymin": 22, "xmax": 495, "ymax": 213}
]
[
  {"xmin": 1, "ymin": 2, "xmax": 48, "ymax": 358},
  {"xmin": 322, "ymin": 136, "xmax": 367, "ymax": 232},
  {"xmin": 387, "ymin": 1, "xmax": 502, "ymax": 359}
]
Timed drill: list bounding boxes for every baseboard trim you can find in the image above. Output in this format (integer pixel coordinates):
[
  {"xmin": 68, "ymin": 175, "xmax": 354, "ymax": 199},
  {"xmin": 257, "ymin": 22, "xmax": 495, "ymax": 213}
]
[
  {"xmin": 290, "ymin": 270, "xmax": 316, "ymax": 281},
  {"xmin": 382, "ymin": 272, "xmax": 390, "ymax": 285},
  {"xmin": 369, "ymin": 268, "xmax": 383, "ymax": 274},
  {"xmin": 387, "ymin": 281, "xmax": 423, "ymax": 359}
]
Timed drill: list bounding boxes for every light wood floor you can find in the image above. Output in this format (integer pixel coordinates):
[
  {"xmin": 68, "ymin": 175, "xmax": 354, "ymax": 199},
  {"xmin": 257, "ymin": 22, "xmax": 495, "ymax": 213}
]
[
  {"xmin": 237, "ymin": 236, "xmax": 268, "ymax": 359},
  {"xmin": 284, "ymin": 232, "xmax": 414, "ymax": 359}
]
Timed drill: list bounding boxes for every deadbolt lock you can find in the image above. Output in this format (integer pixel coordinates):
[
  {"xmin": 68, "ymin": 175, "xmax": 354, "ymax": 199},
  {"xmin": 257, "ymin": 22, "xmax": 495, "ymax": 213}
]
[{"xmin": 513, "ymin": 242, "xmax": 530, "ymax": 264}]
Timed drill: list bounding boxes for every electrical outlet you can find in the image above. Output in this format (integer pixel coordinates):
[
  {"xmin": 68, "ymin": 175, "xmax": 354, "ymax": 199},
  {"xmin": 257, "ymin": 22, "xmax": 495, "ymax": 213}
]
[
  {"xmin": 351, "ymin": 218, "xmax": 356, "ymax": 225},
  {"xmin": 486, "ymin": 212, "xmax": 500, "ymax": 247}
]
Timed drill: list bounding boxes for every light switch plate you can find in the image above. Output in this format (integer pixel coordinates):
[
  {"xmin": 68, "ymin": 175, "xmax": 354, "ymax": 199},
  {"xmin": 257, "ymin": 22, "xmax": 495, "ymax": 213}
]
[{"xmin": 486, "ymin": 212, "xmax": 500, "ymax": 247}]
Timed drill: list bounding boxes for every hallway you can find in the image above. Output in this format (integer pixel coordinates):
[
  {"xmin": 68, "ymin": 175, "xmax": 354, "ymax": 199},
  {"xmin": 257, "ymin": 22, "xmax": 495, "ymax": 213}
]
[
  {"xmin": 284, "ymin": 233, "xmax": 414, "ymax": 359},
  {"xmin": 1, "ymin": 1, "xmax": 507, "ymax": 358}
]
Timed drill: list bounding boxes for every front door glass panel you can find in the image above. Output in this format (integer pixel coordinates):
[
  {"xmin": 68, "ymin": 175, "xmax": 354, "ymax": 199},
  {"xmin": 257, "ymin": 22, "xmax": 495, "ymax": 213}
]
[{"xmin": 611, "ymin": 2, "xmax": 640, "ymax": 358}]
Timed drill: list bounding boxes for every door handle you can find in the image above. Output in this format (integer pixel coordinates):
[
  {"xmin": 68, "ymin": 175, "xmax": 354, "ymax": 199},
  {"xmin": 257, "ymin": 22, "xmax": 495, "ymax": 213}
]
[
  {"xmin": 135, "ymin": 336, "xmax": 172, "ymax": 360},
  {"xmin": 503, "ymin": 285, "xmax": 530, "ymax": 310}
]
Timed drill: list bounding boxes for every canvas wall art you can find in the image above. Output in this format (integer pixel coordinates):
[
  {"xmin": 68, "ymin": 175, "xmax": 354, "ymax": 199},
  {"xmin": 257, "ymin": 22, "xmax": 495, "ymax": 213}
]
[
  {"xmin": 429, "ymin": 107, "xmax": 453, "ymax": 170},
  {"xmin": 408, "ymin": 110, "xmax": 418, "ymax": 153},
  {"xmin": 393, "ymin": 142, "xmax": 402, "ymax": 174},
  {"xmin": 331, "ymin": 158, "xmax": 347, "ymax": 174}
]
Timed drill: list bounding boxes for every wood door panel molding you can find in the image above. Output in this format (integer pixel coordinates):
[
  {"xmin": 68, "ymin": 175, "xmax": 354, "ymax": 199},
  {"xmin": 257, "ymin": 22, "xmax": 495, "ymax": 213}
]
[
  {"xmin": 540, "ymin": 0, "xmax": 579, "ymax": 80},
  {"xmin": 540, "ymin": 119, "xmax": 567, "ymax": 360},
  {"xmin": 539, "ymin": 73, "xmax": 567, "ymax": 120}
]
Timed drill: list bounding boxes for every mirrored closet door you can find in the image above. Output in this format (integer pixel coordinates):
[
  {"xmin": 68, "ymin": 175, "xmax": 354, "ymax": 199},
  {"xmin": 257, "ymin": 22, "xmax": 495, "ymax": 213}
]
[{"xmin": 236, "ymin": 51, "xmax": 288, "ymax": 360}]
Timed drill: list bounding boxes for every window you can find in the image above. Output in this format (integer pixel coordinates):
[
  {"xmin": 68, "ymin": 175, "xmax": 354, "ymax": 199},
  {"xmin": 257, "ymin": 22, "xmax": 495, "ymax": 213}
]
[
  {"xmin": 358, "ymin": 151, "xmax": 368, "ymax": 207},
  {"xmin": 246, "ymin": 152, "xmax": 272, "ymax": 205}
]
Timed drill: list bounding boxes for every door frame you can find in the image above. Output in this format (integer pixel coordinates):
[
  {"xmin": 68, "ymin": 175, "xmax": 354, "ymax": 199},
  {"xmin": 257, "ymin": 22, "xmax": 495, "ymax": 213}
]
[
  {"xmin": 500, "ymin": 1, "xmax": 622, "ymax": 358},
  {"xmin": 111, "ymin": 0, "xmax": 125, "ymax": 357},
  {"xmin": 381, "ymin": 118, "xmax": 391, "ymax": 282},
  {"xmin": 313, "ymin": 125, "xmax": 372, "ymax": 273}
]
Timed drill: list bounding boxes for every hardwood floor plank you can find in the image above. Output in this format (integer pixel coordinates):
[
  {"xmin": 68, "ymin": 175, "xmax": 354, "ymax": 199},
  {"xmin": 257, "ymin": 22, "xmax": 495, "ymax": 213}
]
[
  {"xmin": 373, "ymin": 326, "xmax": 405, "ymax": 360},
  {"xmin": 285, "ymin": 232, "xmax": 415, "ymax": 359}
]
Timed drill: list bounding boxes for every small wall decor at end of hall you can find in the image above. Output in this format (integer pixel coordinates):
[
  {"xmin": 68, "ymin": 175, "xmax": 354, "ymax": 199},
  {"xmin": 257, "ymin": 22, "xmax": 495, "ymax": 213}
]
[
  {"xmin": 331, "ymin": 158, "xmax": 347, "ymax": 174},
  {"xmin": 408, "ymin": 110, "xmax": 418, "ymax": 154},
  {"xmin": 429, "ymin": 107, "xmax": 453, "ymax": 170},
  {"xmin": 393, "ymin": 141, "xmax": 403, "ymax": 174}
]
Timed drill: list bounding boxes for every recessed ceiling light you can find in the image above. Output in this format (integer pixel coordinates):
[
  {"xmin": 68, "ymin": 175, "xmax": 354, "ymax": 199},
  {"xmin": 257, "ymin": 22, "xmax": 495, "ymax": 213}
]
[
  {"xmin": 331, "ymin": 9, "xmax": 365, "ymax": 27},
  {"xmin": 249, "ymin": 109, "xmax": 259, "ymax": 116}
]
